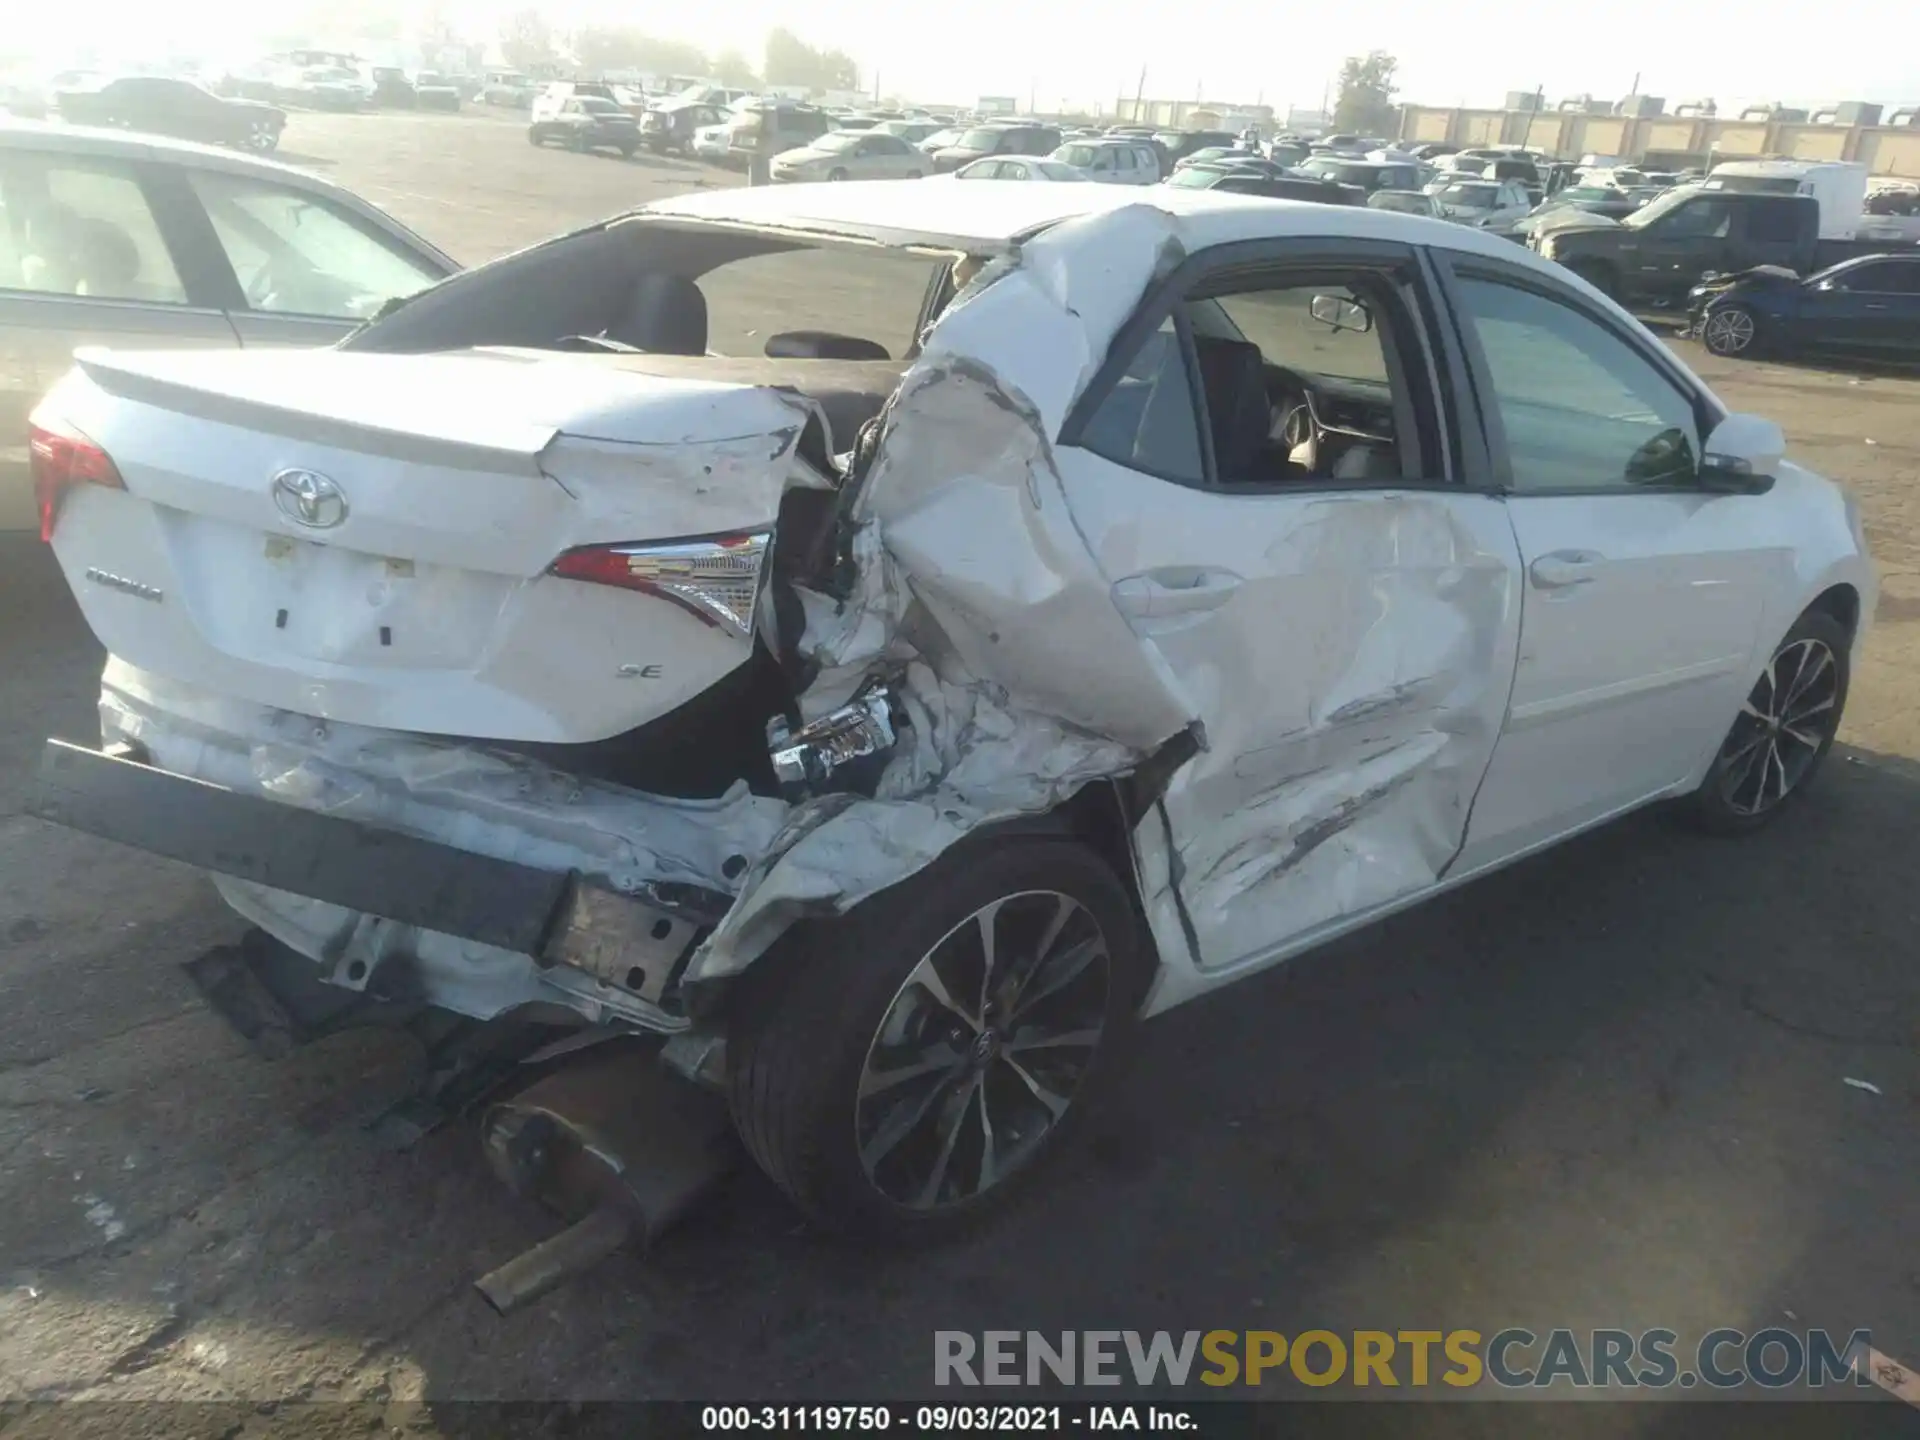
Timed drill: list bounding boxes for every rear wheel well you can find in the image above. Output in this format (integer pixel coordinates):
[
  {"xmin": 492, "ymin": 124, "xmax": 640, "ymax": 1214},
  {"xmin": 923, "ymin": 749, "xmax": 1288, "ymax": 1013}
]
[
  {"xmin": 1805, "ymin": 583, "xmax": 1860, "ymax": 642},
  {"xmin": 700, "ymin": 780, "xmax": 1162, "ymax": 1024}
]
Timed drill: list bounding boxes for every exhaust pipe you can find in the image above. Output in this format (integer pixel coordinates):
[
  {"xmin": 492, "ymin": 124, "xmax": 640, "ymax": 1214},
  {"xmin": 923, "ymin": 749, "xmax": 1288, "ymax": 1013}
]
[
  {"xmin": 471, "ymin": 1044, "xmax": 738, "ymax": 1316},
  {"xmin": 475, "ymin": 1205, "xmax": 632, "ymax": 1316}
]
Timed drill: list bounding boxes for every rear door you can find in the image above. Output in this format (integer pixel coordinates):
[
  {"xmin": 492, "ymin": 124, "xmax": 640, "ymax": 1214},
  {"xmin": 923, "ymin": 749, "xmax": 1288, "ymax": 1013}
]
[
  {"xmin": 0, "ymin": 145, "xmax": 238, "ymax": 530},
  {"xmin": 1052, "ymin": 236, "xmax": 1523, "ymax": 978},
  {"xmin": 1437, "ymin": 257, "xmax": 1783, "ymax": 868}
]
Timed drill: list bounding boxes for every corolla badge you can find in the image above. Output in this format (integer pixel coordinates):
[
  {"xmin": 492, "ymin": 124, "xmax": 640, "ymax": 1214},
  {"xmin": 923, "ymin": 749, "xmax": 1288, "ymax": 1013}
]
[{"xmin": 271, "ymin": 469, "xmax": 349, "ymax": 529}]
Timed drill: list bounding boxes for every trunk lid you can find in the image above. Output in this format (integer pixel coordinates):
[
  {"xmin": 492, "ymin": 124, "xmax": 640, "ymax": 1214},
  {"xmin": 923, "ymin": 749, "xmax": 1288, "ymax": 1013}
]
[{"xmin": 42, "ymin": 346, "xmax": 817, "ymax": 744}]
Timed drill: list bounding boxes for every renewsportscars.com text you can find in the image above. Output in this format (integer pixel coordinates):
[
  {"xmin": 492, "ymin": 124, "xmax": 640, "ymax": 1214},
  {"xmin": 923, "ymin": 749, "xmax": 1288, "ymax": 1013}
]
[{"xmin": 934, "ymin": 1328, "xmax": 1876, "ymax": 1392}]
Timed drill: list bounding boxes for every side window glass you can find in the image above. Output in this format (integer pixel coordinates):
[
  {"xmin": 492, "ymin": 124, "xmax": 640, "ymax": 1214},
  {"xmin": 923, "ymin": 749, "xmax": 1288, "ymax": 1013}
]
[
  {"xmin": 1747, "ymin": 200, "xmax": 1801, "ymax": 244},
  {"xmin": 1456, "ymin": 276, "xmax": 1702, "ymax": 492},
  {"xmin": 186, "ymin": 170, "xmax": 442, "ymax": 320},
  {"xmin": 0, "ymin": 156, "xmax": 188, "ymax": 303},
  {"xmin": 1078, "ymin": 317, "xmax": 1206, "ymax": 485},
  {"xmin": 1653, "ymin": 199, "xmax": 1733, "ymax": 239}
]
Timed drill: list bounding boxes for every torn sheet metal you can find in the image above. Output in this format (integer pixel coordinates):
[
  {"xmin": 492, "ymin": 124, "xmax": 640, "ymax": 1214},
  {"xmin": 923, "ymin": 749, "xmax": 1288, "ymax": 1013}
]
[
  {"xmin": 687, "ymin": 206, "xmax": 1205, "ymax": 981},
  {"xmin": 100, "ymin": 660, "xmax": 786, "ymax": 1026}
]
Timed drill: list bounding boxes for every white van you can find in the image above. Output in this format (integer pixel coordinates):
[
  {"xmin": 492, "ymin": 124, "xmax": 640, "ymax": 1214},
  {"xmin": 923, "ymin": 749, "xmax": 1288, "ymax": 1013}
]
[{"xmin": 1703, "ymin": 160, "xmax": 1869, "ymax": 241}]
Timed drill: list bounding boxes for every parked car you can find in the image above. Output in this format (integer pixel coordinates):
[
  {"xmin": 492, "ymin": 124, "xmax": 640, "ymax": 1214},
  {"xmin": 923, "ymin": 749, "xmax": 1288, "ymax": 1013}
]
[
  {"xmin": 1531, "ymin": 188, "xmax": 1910, "ymax": 307},
  {"xmin": 529, "ymin": 96, "xmax": 641, "ymax": 156},
  {"xmin": 1310, "ymin": 131, "xmax": 1371, "ymax": 156},
  {"xmin": 481, "ymin": 71, "xmax": 536, "ymax": 108},
  {"xmin": 1164, "ymin": 165, "xmax": 1362, "ymax": 204},
  {"xmin": 366, "ymin": 66, "xmax": 416, "ymax": 108},
  {"xmin": 0, "ymin": 117, "xmax": 456, "ymax": 531},
  {"xmin": 531, "ymin": 81, "xmax": 622, "ymax": 126},
  {"xmin": 872, "ymin": 119, "xmax": 945, "ymax": 146},
  {"xmin": 727, "ymin": 101, "xmax": 834, "ymax": 166},
  {"xmin": 642, "ymin": 101, "xmax": 727, "ymax": 156},
  {"xmin": 1267, "ymin": 139, "xmax": 1311, "ymax": 168},
  {"xmin": 22, "ymin": 177, "xmax": 1871, "ymax": 1246},
  {"xmin": 411, "ymin": 73, "xmax": 461, "ymax": 112},
  {"xmin": 1522, "ymin": 184, "xmax": 1643, "ymax": 224},
  {"xmin": 2, "ymin": 76, "xmax": 51, "ymax": 118},
  {"xmin": 952, "ymin": 156, "xmax": 1089, "ymax": 181},
  {"xmin": 1428, "ymin": 178, "xmax": 1535, "ymax": 234},
  {"xmin": 1050, "ymin": 138, "xmax": 1161, "ymax": 184},
  {"xmin": 929, "ymin": 123, "xmax": 1061, "ymax": 173},
  {"xmin": 1152, "ymin": 128, "xmax": 1239, "ymax": 164},
  {"xmin": 51, "ymin": 75, "xmax": 287, "ymax": 153},
  {"xmin": 1298, "ymin": 156, "xmax": 1422, "ymax": 196},
  {"xmin": 916, "ymin": 126, "xmax": 963, "ymax": 155},
  {"xmin": 1173, "ymin": 145, "xmax": 1249, "ymax": 171},
  {"xmin": 1369, "ymin": 189, "xmax": 1440, "ymax": 218},
  {"xmin": 692, "ymin": 121, "xmax": 733, "ymax": 162},
  {"xmin": 1688, "ymin": 253, "xmax": 1920, "ymax": 359},
  {"xmin": 289, "ymin": 66, "xmax": 372, "ymax": 111},
  {"xmin": 771, "ymin": 130, "xmax": 927, "ymax": 182}
]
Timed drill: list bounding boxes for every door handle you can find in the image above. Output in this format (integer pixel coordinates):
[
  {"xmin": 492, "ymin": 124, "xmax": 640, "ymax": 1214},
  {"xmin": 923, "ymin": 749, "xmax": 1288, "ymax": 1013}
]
[
  {"xmin": 1864, "ymin": 303, "xmax": 1891, "ymax": 312},
  {"xmin": 1529, "ymin": 550, "xmax": 1602, "ymax": 590},
  {"xmin": 1112, "ymin": 568, "xmax": 1243, "ymax": 618}
]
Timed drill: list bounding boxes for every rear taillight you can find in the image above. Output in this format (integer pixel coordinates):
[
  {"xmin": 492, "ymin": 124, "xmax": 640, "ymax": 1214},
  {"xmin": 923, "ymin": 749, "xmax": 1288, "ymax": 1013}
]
[
  {"xmin": 28, "ymin": 410, "xmax": 125, "ymax": 543},
  {"xmin": 548, "ymin": 531, "xmax": 770, "ymax": 639}
]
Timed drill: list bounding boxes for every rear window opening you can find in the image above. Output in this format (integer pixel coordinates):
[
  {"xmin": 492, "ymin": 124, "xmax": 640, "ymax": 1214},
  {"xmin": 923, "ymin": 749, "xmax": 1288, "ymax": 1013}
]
[{"xmin": 345, "ymin": 220, "xmax": 952, "ymax": 369}]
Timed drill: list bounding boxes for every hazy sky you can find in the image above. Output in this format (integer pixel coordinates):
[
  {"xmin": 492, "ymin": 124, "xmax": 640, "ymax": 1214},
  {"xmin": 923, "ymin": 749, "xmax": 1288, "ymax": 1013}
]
[{"xmin": 13, "ymin": 0, "xmax": 1917, "ymax": 115}]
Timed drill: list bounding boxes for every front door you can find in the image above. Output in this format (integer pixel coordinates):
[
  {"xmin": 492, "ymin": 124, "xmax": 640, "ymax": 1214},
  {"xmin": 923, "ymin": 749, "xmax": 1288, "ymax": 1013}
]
[
  {"xmin": 1441, "ymin": 263, "xmax": 1785, "ymax": 868},
  {"xmin": 1052, "ymin": 242, "xmax": 1523, "ymax": 977},
  {"xmin": 1823, "ymin": 259, "xmax": 1920, "ymax": 353},
  {"xmin": 0, "ymin": 151, "xmax": 237, "ymax": 529},
  {"xmin": 1618, "ymin": 194, "xmax": 1738, "ymax": 301},
  {"xmin": 177, "ymin": 168, "xmax": 448, "ymax": 350}
]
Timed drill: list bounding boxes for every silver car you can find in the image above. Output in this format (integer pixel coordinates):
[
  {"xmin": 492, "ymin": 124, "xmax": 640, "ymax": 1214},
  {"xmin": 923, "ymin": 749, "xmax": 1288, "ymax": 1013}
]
[{"xmin": 1, "ymin": 119, "xmax": 456, "ymax": 529}]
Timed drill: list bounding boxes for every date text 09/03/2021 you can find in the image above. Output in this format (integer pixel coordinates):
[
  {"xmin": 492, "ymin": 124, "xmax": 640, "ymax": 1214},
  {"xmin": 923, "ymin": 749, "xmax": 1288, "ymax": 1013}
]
[{"xmin": 701, "ymin": 1406, "xmax": 1193, "ymax": 1432}]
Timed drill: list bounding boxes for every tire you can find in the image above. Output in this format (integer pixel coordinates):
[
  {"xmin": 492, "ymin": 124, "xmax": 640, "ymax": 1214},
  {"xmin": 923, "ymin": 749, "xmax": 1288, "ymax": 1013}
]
[
  {"xmin": 1700, "ymin": 303, "xmax": 1761, "ymax": 358},
  {"xmin": 1682, "ymin": 609, "xmax": 1850, "ymax": 836},
  {"xmin": 527, "ymin": 128, "xmax": 543, "ymax": 146},
  {"xmin": 728, "ymin": 836, "xmax": 1146, "ymax": 1239},
  {"xmin": 245, "ymin": 118, "xmax": 279, "ymax": 153},
  {"xmin": 907, "ymin": 169, "xmax": 923, "ymax": 179},
  {"xmin": 827, "ymin": 167, "xmax": 848, "ymax": 182},
  {"xmin": 620, "ymin": 144, "xmax": 637, "ymax": 159},
  {"xmin": 1566, "ymin": 260, "xmax": 1617, "ymax": 301}
]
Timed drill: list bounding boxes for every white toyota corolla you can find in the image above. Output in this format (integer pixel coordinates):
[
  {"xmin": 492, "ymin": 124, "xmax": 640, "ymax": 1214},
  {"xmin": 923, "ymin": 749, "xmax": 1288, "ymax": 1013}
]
[{"xmin": 27, "ymin": 180, "xmax": 1874, "ymax": 1240}]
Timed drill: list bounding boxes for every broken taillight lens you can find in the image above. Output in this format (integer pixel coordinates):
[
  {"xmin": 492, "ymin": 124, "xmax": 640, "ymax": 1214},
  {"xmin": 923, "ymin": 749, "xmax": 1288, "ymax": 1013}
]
[
  {"xmin": 28, "ymin": 410, "xmax": 125, "ymax": 543},
  {"xmin": 548, "ymin": 531, "xmax": 771, "ymax": 639}
]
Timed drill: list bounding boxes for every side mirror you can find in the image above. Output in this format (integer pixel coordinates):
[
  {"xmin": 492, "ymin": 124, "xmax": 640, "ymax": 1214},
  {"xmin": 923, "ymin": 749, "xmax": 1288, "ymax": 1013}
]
[
  {"xmin": 1699, "ymin": 413, "xmax": 1784, "ymax": 493},
  {"xmin": 1309, "ymin": 294, "xmax": 1373, "ymax": 334}
]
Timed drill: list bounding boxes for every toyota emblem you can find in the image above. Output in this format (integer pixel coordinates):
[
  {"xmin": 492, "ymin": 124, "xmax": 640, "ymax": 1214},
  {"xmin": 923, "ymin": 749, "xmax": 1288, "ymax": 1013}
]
[{"xmin": 271, "ymin": 469, "xmax": 348, "ymax": 529}]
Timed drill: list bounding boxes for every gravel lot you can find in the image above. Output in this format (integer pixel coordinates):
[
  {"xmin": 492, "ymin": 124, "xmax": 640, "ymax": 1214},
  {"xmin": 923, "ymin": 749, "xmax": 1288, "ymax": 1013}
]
[{"xmin": 3, "ymin": 109, "xmax": 1920, "ymax": 1428}]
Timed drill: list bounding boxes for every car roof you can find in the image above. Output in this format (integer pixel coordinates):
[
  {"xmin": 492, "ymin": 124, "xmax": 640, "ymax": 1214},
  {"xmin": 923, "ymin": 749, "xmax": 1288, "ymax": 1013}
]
[
  {"xmin": 640, "ymin": 176, "xmax": 1557, "ymax": 263},
  {"xmin": 0, "ymin": 116, "xmax": 331, "ymax": 183}
]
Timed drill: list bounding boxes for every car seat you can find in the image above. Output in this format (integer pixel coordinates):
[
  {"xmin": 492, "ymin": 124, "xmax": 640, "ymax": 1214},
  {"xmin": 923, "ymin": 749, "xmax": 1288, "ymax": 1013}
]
[
  {"xmin": 1190, "ymin": 336, "xmax": 1273, "ymax": 483},
  {"xmin": 602, "ymin": 271, "xmax": 708, "ymax": 354}
]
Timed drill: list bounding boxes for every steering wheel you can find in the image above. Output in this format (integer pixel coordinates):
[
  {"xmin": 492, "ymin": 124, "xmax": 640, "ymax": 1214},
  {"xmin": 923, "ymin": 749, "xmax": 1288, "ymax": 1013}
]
[
  {"xmin": 1263, "ymin": 365, "xmax": 1320, "ymax": 469},
  {"xmin": 244, "ymin": 259, "xmax": 293, "ymax": 309}
]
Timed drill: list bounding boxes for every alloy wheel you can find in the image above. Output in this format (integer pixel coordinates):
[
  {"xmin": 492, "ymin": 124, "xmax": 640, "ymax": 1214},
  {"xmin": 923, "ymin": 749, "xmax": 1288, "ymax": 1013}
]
[
  {"xmin": 1702, "ymin": 307, "xmax": 1756, "ymax": 355},
  {"xmin": 247, "ymin": 119, "xmax": 277, "ymax": 152},
  {"xmin": 1717, "ymin": 637, "xmax": 1840, "ymax": 816},
  {"xmin": 855, "ymin": 890, "xmax": 1111, "ymax": 1211}
]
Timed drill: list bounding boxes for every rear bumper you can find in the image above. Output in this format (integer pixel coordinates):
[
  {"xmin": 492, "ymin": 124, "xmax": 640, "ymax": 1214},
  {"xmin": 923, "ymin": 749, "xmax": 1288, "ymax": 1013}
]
[
  {"xmin": 33, "ymin": 739, "xmax": 572, "ymax": 954},
  {"xmin": 29, "ymin": 731, "xmax": 739, "ymax": 1031}
]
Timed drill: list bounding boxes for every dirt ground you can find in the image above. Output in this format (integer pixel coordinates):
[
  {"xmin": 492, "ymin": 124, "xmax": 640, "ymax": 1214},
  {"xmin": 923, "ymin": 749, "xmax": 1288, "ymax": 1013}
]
[{"xmin": 3, "ymin": 109, "xmax": 1919, "ymax": 1429}]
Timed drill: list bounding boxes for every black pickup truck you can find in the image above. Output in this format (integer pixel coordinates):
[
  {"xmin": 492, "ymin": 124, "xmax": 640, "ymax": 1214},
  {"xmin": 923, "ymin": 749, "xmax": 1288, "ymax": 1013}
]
[{"xmin": 1528, "ymin": 188, "xmax": 1916, "ymax": 307}]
